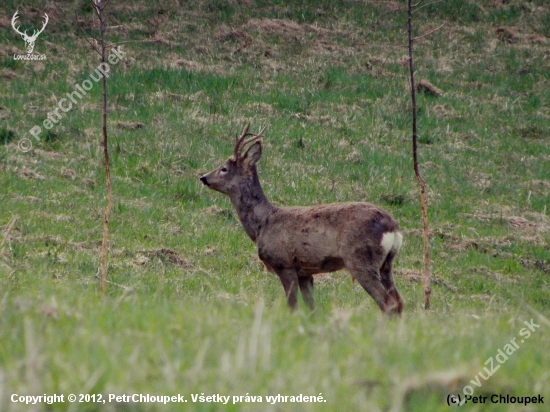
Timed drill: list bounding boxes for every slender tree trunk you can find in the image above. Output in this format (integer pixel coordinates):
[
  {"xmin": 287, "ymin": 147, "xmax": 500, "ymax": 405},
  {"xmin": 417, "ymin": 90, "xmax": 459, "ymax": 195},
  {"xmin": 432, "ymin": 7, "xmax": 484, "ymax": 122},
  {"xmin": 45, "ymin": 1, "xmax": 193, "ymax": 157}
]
[
  {"xmin": 96, "ymin": 0, "xmax": 111, "ymax": 295},
  {"xmin": 407, "ymin": 0, "xmax": 431, "ymax": 309}
]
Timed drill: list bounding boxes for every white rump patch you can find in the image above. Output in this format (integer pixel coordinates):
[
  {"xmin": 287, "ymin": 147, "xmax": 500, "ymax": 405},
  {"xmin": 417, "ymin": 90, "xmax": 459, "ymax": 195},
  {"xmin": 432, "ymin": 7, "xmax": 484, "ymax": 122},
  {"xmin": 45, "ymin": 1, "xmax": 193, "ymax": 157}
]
[{"xmin": 381, "ymin": 231, "xmax": 403, "ymax": 256}]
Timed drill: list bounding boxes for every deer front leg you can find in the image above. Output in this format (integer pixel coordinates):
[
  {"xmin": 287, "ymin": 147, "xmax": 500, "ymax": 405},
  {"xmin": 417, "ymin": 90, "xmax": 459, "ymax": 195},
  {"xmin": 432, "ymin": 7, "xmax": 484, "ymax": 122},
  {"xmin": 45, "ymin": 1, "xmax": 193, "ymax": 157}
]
[
  {"xmin": 275, "ymin": 269, "xmax": 300, "ymax": 311},
  {"xmin": 298, "ymin": 276, "xmax": 315, "ymax": 312}
]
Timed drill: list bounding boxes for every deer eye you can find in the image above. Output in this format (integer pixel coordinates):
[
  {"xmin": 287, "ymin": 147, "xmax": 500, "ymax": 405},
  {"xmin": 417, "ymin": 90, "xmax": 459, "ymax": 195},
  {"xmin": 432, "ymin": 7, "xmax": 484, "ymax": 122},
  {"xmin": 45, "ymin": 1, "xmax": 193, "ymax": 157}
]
[{"xmin": 220, "ymin": 167, "xmax": 228, "ymax": 173}]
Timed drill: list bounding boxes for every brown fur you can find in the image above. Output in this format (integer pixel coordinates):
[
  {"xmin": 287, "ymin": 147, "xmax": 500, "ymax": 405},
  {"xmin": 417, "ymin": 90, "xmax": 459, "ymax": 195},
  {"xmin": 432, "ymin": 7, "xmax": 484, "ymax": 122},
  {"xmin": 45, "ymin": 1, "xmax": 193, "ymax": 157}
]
[{"xmin": 200, "ymin": 125, "xmax": 403, "ymax": 315}]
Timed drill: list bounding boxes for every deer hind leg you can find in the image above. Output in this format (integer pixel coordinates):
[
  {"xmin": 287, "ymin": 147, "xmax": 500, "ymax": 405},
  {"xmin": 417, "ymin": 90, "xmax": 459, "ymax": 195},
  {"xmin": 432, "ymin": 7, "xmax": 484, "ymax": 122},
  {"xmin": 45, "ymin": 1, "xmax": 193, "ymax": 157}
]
[
  {"xmin": 380, "ymin": 251, "xmax": 403, "ymax": 314},
  {"xmin": 298, "ymin": 276, "xmax": 315, "ymax": 311},
  {"xmin": 275, "ymin": 269, "xmax": 300, "ymax": 311},
  {"xmin": 346, "ymin": 260, "xmax": 400, "ymax": 315}
]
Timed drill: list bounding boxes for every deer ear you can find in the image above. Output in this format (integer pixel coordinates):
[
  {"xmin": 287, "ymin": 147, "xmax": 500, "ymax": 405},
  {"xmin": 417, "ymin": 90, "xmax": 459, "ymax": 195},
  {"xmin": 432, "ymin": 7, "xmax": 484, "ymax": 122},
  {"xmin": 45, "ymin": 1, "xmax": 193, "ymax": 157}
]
[{"xmin": 242, "ymin": 141, "xmax": 262, "ymax": 168}]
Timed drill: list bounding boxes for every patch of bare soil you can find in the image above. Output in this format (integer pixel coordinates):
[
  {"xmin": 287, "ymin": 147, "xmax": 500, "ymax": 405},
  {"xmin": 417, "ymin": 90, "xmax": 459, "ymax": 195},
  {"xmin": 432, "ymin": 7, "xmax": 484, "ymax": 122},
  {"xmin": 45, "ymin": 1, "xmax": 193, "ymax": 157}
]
[
  {"xmin": 380, "ymin": 1, "xmax": 403, "ymax": 13},
  {"xmin": 525, "ymin": 180, "xmax": 550, "ymax": 196},
  {"xmin": 82, "ymin": 178, "xmax": 96, "ymax": 188},
  {"xmin": 116, "ymin": 121, "xmax": 144, "ymax": 130},
  {"xmin": 396, "ymin": 269, "xmax": 457, "ymax": 292},
  {"xmin": 497, "ymin": 26, "xmax": 548, "ymax": 45},
  {"xmin": 470, "ymin": 266, "xmax": 520, "ymax": 283},
  {"xmin": 521, "ymin": 258, "xmax": 550, "ymax": 274},
  {"xmin": 9, "ymin": 193, "xmax": 41, "ymax": 203},
  {"xmin": 215, "ymin": 18, "xmax": 351, "ymax": 57},
  {"xmin": 430, "ymin": 103, "xmax": 457, "ymax": 118},
  {"xmin": 19, "ymin": 166, "xmax": 46, "ymax": 180},
  {"xmin": 448, "ymin": 239, "xmax": 485, "ymax": 252},
  {"xmin": 296, "ymin": 113, "xmax": 332, "ymax": 124},
  {"xmin": 33, "ymin": 148, "xmax": 64, "ymax": 160},
  {"xmin": 55, "ymin": 214, "xmax": 74, "ymax": 222},
  {"xmin": 470, "ymin": 294, "xmax": 493, "ymax": 302},
  {"xmin": 215, "ymin": 27, "xmax": 254, "ymax": 45},
  {"xmin": 0, "ymin": 105, "xmax": 9, "ymax": 120},
  {"xmin": 173, "ymin": 58, "xmax": 203, "ymax": 71},
  {"xmin": 417, "ymin": 79, "xmax": 443, "ymax": 96},
  {"xmin": 200, "ymin": 206, "xmax": 234, "ymax": 220},
  {"xmin": 463, "ymin": 212, "xmax": 550, "ymax": 233},
  {"xmin": 242, "ymin": 19, "xmax": 310, "ymax": 39},
  {"xmin": 345, "ymin": 151, "xmax": 362, "ymax": 164},
  {"xmin": 0, "ymin": 17, "xmax": 11, "ymax": 28},
  {"xmin": 68, "ymin": 240, "xmax": 99, "ymax": 252},
  {"xmin": 403, "ymin": 227, "xmax": 526, "ymax": 256},
  {"xmin": 61, "ymin": 167, "xmax": 77, "ymax": 180},
  {"xmin": 0, "ymin": 70, "xmax": 17, "ymax": 79},
  {"xmin": 245, "ymin": 102, "xmax": 276, "ymax": 115},
  {"xmin": 471, "ymin": 173, "xmax": 492, "ymax": 190},
  {"xmin": 313, "ymin": 273, "xmax": 336, "ymax": 283},
  {"xmin": 137, "ymin": 248, "xmax": 192, "ymax": 268}
]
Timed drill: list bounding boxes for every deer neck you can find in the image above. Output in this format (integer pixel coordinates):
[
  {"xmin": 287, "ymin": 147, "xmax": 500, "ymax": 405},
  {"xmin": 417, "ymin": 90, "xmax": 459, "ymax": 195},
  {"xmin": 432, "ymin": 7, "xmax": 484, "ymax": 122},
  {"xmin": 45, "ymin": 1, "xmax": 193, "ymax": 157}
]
[{"xmin": 229, "ymin": 167, "xmax": 276, "ymax": 242}]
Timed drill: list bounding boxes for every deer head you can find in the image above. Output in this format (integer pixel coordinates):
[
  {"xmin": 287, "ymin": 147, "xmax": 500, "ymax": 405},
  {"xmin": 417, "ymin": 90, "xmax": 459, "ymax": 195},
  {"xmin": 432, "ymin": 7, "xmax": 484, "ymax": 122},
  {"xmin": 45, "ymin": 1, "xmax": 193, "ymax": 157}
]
[
  {"xmin": 11, "ymin": 11, "xmax": 49, "ymax": 54},
  {"xmin": 200, "ymin": 123, "xmax": 267, "ymax": 196}
]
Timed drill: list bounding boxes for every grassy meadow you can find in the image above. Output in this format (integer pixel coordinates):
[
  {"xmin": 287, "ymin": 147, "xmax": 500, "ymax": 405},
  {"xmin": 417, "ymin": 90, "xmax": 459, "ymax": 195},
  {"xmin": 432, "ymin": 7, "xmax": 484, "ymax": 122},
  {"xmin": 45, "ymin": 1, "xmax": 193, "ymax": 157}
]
[{"xmin": 1, "ymin": 0, "xmax": 549, "ymax": 410}]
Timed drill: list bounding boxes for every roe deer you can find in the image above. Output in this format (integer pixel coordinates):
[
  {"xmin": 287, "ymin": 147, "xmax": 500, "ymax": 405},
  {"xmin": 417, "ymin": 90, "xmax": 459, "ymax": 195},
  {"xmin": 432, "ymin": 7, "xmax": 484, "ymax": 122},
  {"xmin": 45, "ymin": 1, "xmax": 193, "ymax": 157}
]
[{"xmin": 200, "ymin": 124, "xmax": 404, "ymax": 315}]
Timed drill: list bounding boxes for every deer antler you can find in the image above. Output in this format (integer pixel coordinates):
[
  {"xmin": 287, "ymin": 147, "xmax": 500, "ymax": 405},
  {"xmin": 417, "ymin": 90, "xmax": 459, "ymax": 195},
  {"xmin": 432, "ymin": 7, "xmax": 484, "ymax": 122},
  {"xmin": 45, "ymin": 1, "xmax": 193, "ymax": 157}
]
[
  {"xmin": 11, "ymin": 11, "xmax": 26, "ymax": 37},
  {"xmin": 11, "ymin": 12, "xmax": 48, "ymax": 39},
  {"xmin": 234, "ymin": 123, "xmax": 267, "ymax": 160},
  {"xmin": 32, "ymin": 13, "xmax": 49, "ymax": 39},
  {"xmin": 234, "ymin": 123, "xmax": 251, "ymax": 159},
  {"xmin": 239, "ymin": 125, "xmax": 266, "ymax": 153}
]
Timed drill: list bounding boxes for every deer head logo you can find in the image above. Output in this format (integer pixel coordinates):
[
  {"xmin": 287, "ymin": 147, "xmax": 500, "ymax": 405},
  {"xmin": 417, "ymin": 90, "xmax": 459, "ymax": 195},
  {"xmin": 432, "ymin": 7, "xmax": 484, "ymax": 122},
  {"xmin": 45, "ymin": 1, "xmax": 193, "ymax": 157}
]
[{"xmin": 11, "ymin": 11, "xmax": 49, "ymax": 54}]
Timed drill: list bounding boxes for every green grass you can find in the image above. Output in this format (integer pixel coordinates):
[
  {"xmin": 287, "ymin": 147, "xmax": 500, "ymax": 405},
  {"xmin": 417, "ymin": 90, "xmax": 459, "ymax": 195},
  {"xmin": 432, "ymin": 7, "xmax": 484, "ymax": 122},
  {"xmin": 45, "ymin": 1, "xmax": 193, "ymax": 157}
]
[{"xmin": 1, "ymin": 0, "xmax": 549, "ymax": 411}]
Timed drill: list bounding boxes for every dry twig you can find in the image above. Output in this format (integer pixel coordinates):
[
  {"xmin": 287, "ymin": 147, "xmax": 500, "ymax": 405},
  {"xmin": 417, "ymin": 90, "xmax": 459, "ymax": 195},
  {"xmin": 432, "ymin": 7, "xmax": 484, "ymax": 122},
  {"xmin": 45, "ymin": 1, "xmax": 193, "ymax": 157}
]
[
  {"xmin": 1, "ymin": 216, "xmax": 19, "ymax": 250},
  {"xmin": 408, "ymin": 0, "xmax": 431, "ymax": 309},
  {"xmin": 86, "ymin": 0, "xmax": 113, "ymax": 295}
]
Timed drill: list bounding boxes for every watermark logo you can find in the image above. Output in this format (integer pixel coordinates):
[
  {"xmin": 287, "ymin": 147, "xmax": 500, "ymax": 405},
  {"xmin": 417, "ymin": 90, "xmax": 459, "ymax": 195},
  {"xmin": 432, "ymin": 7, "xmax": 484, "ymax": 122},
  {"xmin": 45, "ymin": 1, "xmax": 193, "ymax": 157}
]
[
  {"xmin": 11, "ymin": 11, "xmax": 48, "ymax": 60},
  {"xmin": 447, "ymin": 318, "xmax": 543, "ymax": 406}
]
